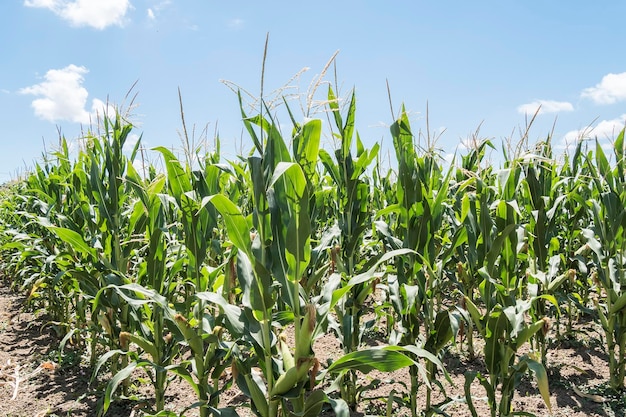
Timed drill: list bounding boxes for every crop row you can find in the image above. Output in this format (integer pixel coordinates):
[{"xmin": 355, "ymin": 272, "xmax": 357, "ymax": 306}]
[{"xmin": 1, "ymin": 85, "xmax": 625, "ymax": 417}]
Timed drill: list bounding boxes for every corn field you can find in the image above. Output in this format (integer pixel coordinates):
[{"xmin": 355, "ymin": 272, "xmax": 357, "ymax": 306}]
[{"xmin": 1, "ymin": 82, "xmax": 626, "ymax": 417}]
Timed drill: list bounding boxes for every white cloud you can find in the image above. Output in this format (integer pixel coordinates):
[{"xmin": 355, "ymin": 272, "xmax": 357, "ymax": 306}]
[
  {"xmin": 560, "ymin": 114, "xmax": 626, "ymax": 149},
  {"xmin": 24, "ymin": 0, "xmax": 130, "ymax": 30},
  {"xmin": 19, "ymin": 64, "xmax": 108, "ymax": 124},
  {"xmin": 145, "ymin": 1, "xmax": 171, "ymax": 22},
  {"xmin": 517, "ymin": 100, "xmax": 574, "ymax": 115},
  {"xmin": 581, "ymin": 72, "xmax": 626, "ymax": 105},
  {"xmin": 228, "ymin": 18, "xmax": 244, "ymax": 29}
]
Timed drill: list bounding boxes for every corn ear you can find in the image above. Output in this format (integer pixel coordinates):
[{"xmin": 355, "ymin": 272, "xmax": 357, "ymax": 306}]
[
  {"xmin": 118, "ymin": 331, "xmax": 165, "ymax": 363},
  {"xmin": 97, "ymin": 311, "xmax": 114, "ymax": 337},
  {"xmin": 213, "ymin": 325, "xmax": 224, "ymax": 338},
  {"xmin": 270, "ymin": 357, "xmax": 314, "ymax": 397},
  {"xmin": 119, "ymin": 331, "xmax": 131, "ymax": 351},
  {"xmin": 279, "ymin": 333, "xmax": 295, "ymax": 371},
  {"xmin": 295, "ymin": 304, "xmax": 316, "ymax": 360},
  {"xmin": 610, "ymin": 292, "xmax": 626, "ymax": 314},
  {"xmin": 270, "ymin": 365, "xmax": 299, "ymax": 397},
  {"xmin": 173, "ymin": 313, "xmax": 203, "ymax": 354}
]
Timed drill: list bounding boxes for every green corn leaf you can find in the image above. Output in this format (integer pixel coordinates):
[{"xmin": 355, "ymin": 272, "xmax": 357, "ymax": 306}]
[
  {"xmin": 384, "ymin": 344, "xmax": 447, "ymax": 386},
  {"xmin": 537, "ymin": 294, "xmax": 561, "ymax": 315},
  {"xmin": 48, "ymin": 226, "xmax": 96, "ymax": 259},
  {"xmin": 93, "ymin": 283, "xmax": 165, "ymax": 311},
  {"xmin": 269, "ymin": 161, "xmax": 307, "ymax": 200},
  {"xmin": 503, "ymin": 299, "xmax": 532, "ymax": 339},
  {"xmin": 101, "ymin": 361, "xmax": 141, "ymax": 414},
  {"xmin": 91, "ymin": 349, "xmax": 125, "ymax": 385},
  {"xmin": 128, "ymin": 333, "xmax": 160, "ymax": 361},
  {"xmin": 342, "ymin": 90, "xmax": 356, "ymax": 156},
  {"xmin": 596, "ymin": 300, "xmax": 609, "ymax": 329},
  {"xmin": 426, "ymin": 310, "xmax": 454, "ymax": 353},
  {"xmin": 201, "ymin": 194, "xmax": 252, "ymax": 259},
  {"xmin": 327, "ymin": 347, "xmax": 415, "ymax": 374},
  {"xmin": 486, "ymin": 223, "xmax": 518, "ymax": 276},
  {"xmin": 614, "ymin": 128, "xmax": 625, "ymax": 161},
  {"xmin": 245, "ymin": 371, "xmax": 269, "ymax": 417},
  {"xmin": 319, "ymin": 148, "xmax": 340, "ymax": 186},
  {"xmin": 347, "ymin": 248, "xmax": 415, "ymax": 287},
  {"xmin": 582, "ymin": 228, "xmax": 604, "ymax": 261},
  {"xmin": 300, "ymin": 389, "xmax": 329, "ymax": 417},
  {"xmin": 206, "ymin": 407, "xmax": 240, "ymax": 417},
  {"xmin": 484, "ymin": 311, "xmax": 508, "ymax": 375},
  {"xmin": 327, "ymin": 397, "xmax": 350, "ymax": 417},
  {"xmin": 373, "ymin": 219, "xmax": 404, "ymax": 250},
  {"xmin": 375, "ymin": 203, "xmax": 402, "ymax": 220},
  {"xmin": 146, "ymin": 411, "xmax": 179, "ymax": 417},
  {"xmin": 238, "ymin": 91, "xmax": 263, "ymax": 154},
  {"xmin": 526, "ymin": 358, "xmax": 552, "ymax": 413},
  {"xmin": 266, "ymin": 119, "xmax": 292, "ymax": 170},
  {"xmin": 327, "ymin": 86, "xmax": 343, "ymax": 139},
  {"xmin": 293, "ymin": 118, "xmax": 322, "ymax": 181},
  {"xmin": 596, "ymin": 139, "xmax": 611, "ymax": 180},
  {"xmin": 463, "ymin": 296, "xmax": 484, "ymax": 334},
  {"xmin": 196, "ymin": 291, "xmax": 245, "ymax": 337},
  {"xmin": 153, "ymin": 146, "xmax": 193, "ymax": 201},
  {"xmin": 475, "ymin": 372, "xmax": 497, "ymax": 417},
  {"xmin": 515, "ymin": 319, "xmax": 545, "ymax": 350},
  {"xmin": 236, "ymin": 251, "xmax": 273, "ymax": 320},
  {"xmin": 124, "ymin": 161, "xmax": 149, "ymax": 207},
  {"xmin": 464, "ymin": 371, "xmax": 479, "ymax": 417},
  {"xmin": 330, "ymin": 282, "xmax": 354, "ymax": 310},
  {"xmin": 167, "ymin": 364, "xmax": 200, "ymax": 397},
  {"xmin": 352, "ymin": 142, "xmax": 379, "ymax": 179},
  {"xmin": 58, "ymin": 328, "xmax": 81, "ymax": 356}
]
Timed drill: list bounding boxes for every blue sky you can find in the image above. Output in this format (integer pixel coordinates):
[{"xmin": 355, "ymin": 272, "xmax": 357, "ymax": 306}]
[{"xmin": 2, "ymin": 1, "xmax": 626, "ymax": 182}]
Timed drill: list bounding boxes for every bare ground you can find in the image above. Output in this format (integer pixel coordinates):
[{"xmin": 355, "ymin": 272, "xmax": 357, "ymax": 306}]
[{"xmin": 1, "ymin": 284, "xmax": 624, "ymax": 417}]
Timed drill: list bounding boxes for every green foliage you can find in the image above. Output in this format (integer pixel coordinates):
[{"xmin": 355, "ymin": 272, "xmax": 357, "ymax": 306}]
[{"xmin": 1, "ymin": 84, "xmax": 625, "ymax": 417}]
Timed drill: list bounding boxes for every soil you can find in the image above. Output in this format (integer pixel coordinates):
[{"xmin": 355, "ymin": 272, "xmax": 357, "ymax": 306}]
[{"xmin": 1, "ymin": 283, "xmax": 624, "ymax": 417}]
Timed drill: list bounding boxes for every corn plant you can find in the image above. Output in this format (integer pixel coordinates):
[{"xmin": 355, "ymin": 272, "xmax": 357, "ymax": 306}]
[
  {"xmin": 147, "ymin": 143, "xmax": 244, "ymax": 416},
  {"xmin": 10, "ymin": 141, "xmax": 86, "ymax": 332},
  {"xmin": 91, "ymin": 282, "xmax": 239, "ymax": 417},
  {"xmin": 583, "ymin": 131, "xmax": 626, "ymax": 390},
  {"xmin": 554, "ymin": 141, "xmax": 596, "ymax": 336},
  {"xmin": 453, "ymin": 139, "xmax": 497, "ymax": 359},
  {"xmin": 318, "ymin": 86, "xmax": 398, "ymax": 410},
  {"xmin": 517, "ymin": 145, "xmax": 568, "ymax": 363},
  {"xmin": 121, "ymin": 166, "xmax": 175, "ymax": 413},
  {"xmin": 463, "ymin": 161, "xmax": 552, "ymax": 416},
  {"xmin": 12, "ymin": 73, "xmax": 626, "ymax": 417},
  {"xmin": 464, "ymin": 294, "xmax": 551, "ymax": 417},
  {"xmin": 22, "ymin": 115, "xmax": 142, "ymax": 371},
  {"xmin": 80, "ymin": 113, "xmax": 145, "ymax": 385},
  {"xmin": 375, "ymin": 108, "xmax": 462, "ymax": 415},
  {"xmin": 92, "ymin": 154, "xmax": 238, "ymax": 416},
  {"xmin": 198, "ymin": 101, "xmax": 330, "ymax": 417}
]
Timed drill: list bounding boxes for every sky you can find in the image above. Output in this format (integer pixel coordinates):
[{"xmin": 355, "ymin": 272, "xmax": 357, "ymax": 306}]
[{"xmin": 2, "ymin": 1, "xmax": 626, "ymax": 182}]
